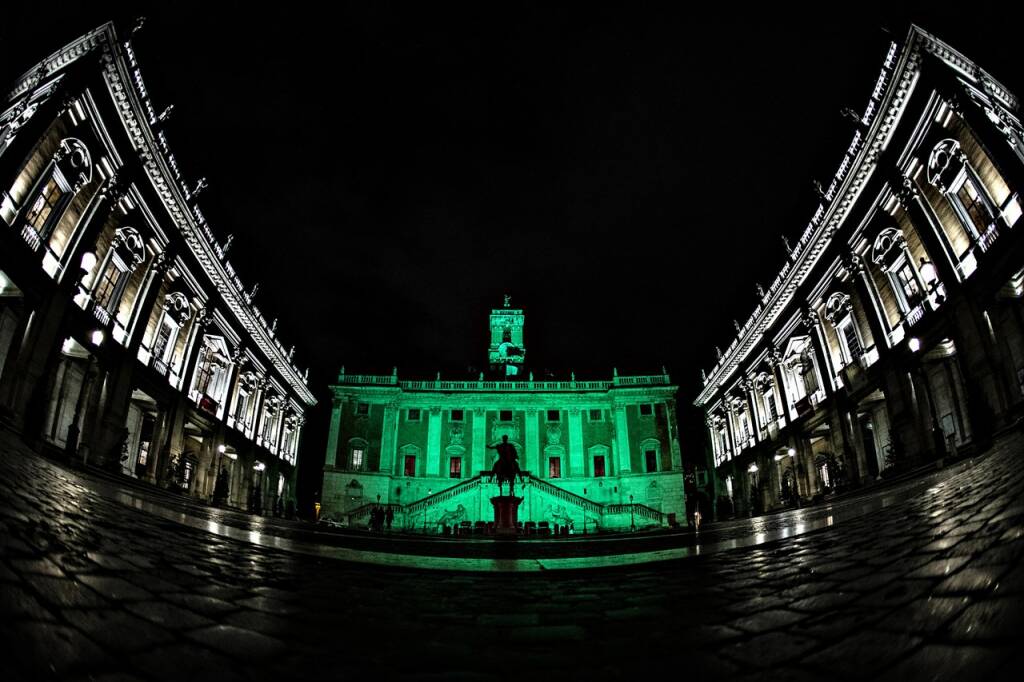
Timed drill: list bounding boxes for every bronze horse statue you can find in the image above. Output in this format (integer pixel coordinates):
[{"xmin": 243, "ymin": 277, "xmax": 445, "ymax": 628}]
[{"xmin": 487, "ymin": 435, "xmax": 525, "ymax": 496}]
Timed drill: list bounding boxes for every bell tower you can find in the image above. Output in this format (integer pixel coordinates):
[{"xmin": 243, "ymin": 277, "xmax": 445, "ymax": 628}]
[{"xmin": 488, "ymin": 295, "xmax": 526, "ymax": 378}]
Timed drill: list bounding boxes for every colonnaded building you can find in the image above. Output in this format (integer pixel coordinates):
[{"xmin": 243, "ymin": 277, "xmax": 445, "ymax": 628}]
[
  {"xmin": 322, "ymin": 301, "xmax": 685, "ymax": 532},
  {"xmin": 0, "ymin": 22, "xmax": 316, "ymax": 512},
  {"xmin": 696, "ymin": 26, "xmax": 1024, "ymax": 517}
]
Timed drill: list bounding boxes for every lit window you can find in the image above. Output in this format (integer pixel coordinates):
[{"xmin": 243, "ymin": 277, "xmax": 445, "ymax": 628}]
[
  {"xmin": 449, "ymin": 457, "xmax": 462, "ymax": 479},
  {"xmin": 24, "ymin": 176, "xmax": 65, "ymax": 236},
  {"xmin": 407, "ymin": 408, "xmax": 421, "ymax": 421},
  {"xmin": 152, "ymin": 316, "xmax": 179, "ymax": 365},
  {"xmin": 639, "ymin": 404, "xmax": 653, "ymax": 416},
  {"xmin": 351, "ymin": 448, "xmax": 364, "ymax": 470},
  {"xmin": 92, "ymin": 255, "xmax": 129, "ymax": 312},
  {"xmin": 838, "ymin": 318, "xmax": 864, "ymax": 364},
  {"xmin": 763, "ymin": 389, "xmax": 778, "ymax": 422},
  {"xmin": 588, "ymin": 409, "xmax": 603, "ymax": 422},
  {"xmin": 593, "ymin": 455, "xmax": 606, "ymax": 477},
  {"xmin": 500, "ymin": 410, "xmax": 513, "ymax": 422},
  {"xmin": 548, "ymin": 457, "xmax": 561, "ymax": 478},
  {"xmin": 546, "ymin": 409, "xmax": 560, "ymax": 422},
  {"xmin": 953, "ymin": 176, "xmax": 992, "ymax": 238}
]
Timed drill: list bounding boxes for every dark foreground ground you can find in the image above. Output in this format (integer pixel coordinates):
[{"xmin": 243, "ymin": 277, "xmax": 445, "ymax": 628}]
[{"xmin": 2, "ymin": 428, "xmax": 1023, "ymax": 681}]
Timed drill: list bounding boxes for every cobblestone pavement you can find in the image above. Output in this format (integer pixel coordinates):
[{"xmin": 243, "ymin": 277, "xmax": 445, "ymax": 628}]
[{"xmin": 2, "ymin": 430, "xmax": 1023, "ymax": 681}]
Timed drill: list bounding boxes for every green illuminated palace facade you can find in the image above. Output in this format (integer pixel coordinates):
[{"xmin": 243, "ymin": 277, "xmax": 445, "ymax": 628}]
[{"xmin": 322, "ymin": 304, "xmax": 685, "ymax": 532}]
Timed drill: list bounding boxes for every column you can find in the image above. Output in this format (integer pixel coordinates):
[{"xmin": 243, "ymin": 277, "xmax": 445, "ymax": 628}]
[
  {"xmin": 425, "ymin": 406, "xmax": 442, "ymax": 477},
  {"xmin": 568, "ymin": 407, "xmax": 584, "ymax": 477},
  {"xmin": 844, "ymin": 252, "xmax": 891, "ymax": 353},
  {"xmin": 3, "ymin": 172, "xmax": 129, "ymax": 436},
  {"xmin": 378, "ymin": 401, "xmax": 398, "ymax": 473},
  {"xmin": 471, "ymin": 407, "xmax": 487, "ymax": 475},
  {"xmin": 769, "ymin": 348, "xmax": 792, "ymax": 429},
  {"xmin": 666, "ymin": 399, "xmax": 682, "ymax": 470},
  {"xmin": 523, "ymin": 408, "xmax": 539, "ymax": 476},
  {"xmin": 614, "ymin": 404, "xmax": 631, "ymax": 473},
  {"xmin": 92, "ymin": 251, "xmax": 173, "ymax": 469},
  {"xmin": 802, "ymin": 310, "xmax": 834, "ymax": 399}
]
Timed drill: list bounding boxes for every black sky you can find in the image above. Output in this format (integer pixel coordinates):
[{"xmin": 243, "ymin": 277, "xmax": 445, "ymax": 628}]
[{"xmin": 2, "ymin": 2, "xmax": 1019, "ymax": 502}]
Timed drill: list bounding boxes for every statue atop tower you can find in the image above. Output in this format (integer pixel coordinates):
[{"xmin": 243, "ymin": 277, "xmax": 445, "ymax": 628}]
[{"xmin": 488, "ymin": 296, "xmax": 525, "ymax": 378}]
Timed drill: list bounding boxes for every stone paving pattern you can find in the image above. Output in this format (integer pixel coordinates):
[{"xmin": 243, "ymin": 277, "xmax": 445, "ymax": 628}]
[{"xmin": 2, "ymin": 429, "xmax": 1023, "ymax": 681}]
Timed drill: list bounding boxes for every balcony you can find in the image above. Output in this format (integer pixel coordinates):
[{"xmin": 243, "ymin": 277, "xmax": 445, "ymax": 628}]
[{"xmin": 20, "ymin": 224, "xmax": 42, "ymax": 252}]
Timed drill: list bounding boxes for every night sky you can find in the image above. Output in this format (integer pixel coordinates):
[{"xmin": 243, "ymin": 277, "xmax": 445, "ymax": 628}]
[{"xmin": 2, "ymin": 3, "xmax": 1019, "ymax": 503}]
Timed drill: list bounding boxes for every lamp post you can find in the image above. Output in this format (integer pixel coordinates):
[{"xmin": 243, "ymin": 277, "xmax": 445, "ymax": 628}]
[
  {"xmin": 583, "ymin": 488, "xmax": 587, "ymax": 535},
  {"xmin": 629, "ymin": 494, "xmax": 636, "ymax": 532}
]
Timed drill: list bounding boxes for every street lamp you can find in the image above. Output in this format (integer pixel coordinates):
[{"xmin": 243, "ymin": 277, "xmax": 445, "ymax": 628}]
[{"xmin": 629, "ymin": 494, "xmax": 636, "ymax": 532}]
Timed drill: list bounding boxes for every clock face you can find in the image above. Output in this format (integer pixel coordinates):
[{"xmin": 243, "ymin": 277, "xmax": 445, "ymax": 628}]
[{"xmin": 498, "ymin": 341, "xmax": 512, "ymax": 358}]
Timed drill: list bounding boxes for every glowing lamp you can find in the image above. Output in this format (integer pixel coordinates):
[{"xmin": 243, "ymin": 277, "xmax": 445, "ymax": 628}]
[
  {"xmin": 90, "ymin": 330, "xmax": 104, "ymax": 346},
  {"xmin": 254, "ymin": 461, "xmax": 265, "ymax": 472},
  {"xmin": 80, "ymin": 251, "xmax": 97, "ymax": 273},
  {"xmin": 787, "ymin": 448, "xmax": 796, "ymax": 457},
  {"xmin": 919, "ymin": 258, "xmax": 937, "ymax": 288},
  {"xmin": 908, "ymin": 337, "xmax": 921, "ymax": 352},
  {"xmin": 217, "ymin": 445, "xmax": 226, "ymax": 454},
  {"xmin": 747, "ymin": 463, "xmax": 759, "ymax": 473}
]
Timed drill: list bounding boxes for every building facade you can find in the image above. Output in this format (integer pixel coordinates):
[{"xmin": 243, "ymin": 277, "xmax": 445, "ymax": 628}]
[
  {"xmin": 696, "ymin": 26, "xmax": 1024, "ymax": 517},
  {"xmin": 0, "ymin": 22, "xmax": 316, "ymax": 512},
  {"xmin": 323, "ymin": 302, "xmax": 684, "ymax": 532}
]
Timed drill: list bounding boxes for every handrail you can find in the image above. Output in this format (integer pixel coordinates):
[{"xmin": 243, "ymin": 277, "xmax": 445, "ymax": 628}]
[
  {"xmin": 346, "ymin": 502, "xmax": 403, "ymax": 520},
  {"xmin": 604, "ymin": 502, "xmax": 665, "ymax": 523},
  {"xmin": 403, "ymin": 475, "xmax": 483, "ymax": 515},
  {"xmin": 524, "ymin": 475, "xmax": 603, "ymax": 515}
]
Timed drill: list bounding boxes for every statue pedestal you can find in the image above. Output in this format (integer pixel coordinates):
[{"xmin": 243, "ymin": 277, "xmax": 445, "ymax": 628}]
[{"xmin": 490, "ymin": 496, "xmax": 524, "ymax": 536}]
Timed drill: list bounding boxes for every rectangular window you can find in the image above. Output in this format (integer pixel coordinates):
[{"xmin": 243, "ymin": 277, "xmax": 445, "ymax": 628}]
[
  {"xmin": 955, "ymin": 176, "xmax": 992, "ymax": 237},
  {"xmin": 356, "ymin": 402, "xmax": 369, "ymax": 415},
  {"xmin": 645, "ymin": 449, "xmax": 657, "ymax": 473},
  {"xmin": 351, "ymin": 448, "xmax": 364, "ymax": 470},
  {"xmin": 588, "ymin": 409, "xmax": 603, "ymax": 422},
  {"xmin": 764, "ymin": 389, "xmax": 778, "ymax": 421},
  {"xmin": 593, "ymin": 455, "xmax": 606, "ymax": 477},
  {"xmin": 235, "ymin": 389, "xmax": 250, "ymax": 423},
  {"xmin": 894, "ymin": 263, "xmax": 922, "ymax": 307},
  {"xmin": 499, "ymin": 410, "xmax": 513, "ymax": 422},
  {"xmin": 840, "ymin": 319, "xmax": 863, "ymax": 363},
  {"xmin": 93, "ymin": 258, "xmax": 128, "ymax": 312},
  {"xmin": 546, "ymin": 409, "xmax": 560, "ymax": 422},
  {"xmin": 152, "ymin": 317, "xmax": 178, "ymax": 364},
  {"xmin": 449, "ymin": 457, "xmax": 462, "ymax": 479},
  {"xmin": 404, "ymin": 455, "xmax": 416, "ymax": 477},
  {"xmin": 407, "ymin": 408, "xmax": 421, "ymax": 421},
  {"xmin": 24, "ymin": 176, "xmax": 64, "ymax": 233},
  {"xmin": 450, "ymin": 409, "xmax": 464, "ymax": 422},
  {"xmin": 548, "ymin": 457, "xmax": 561, "ymax": 478},
  {"xmin": 639, "ymin": 403, "xmax": 654, "ymax": 416}
]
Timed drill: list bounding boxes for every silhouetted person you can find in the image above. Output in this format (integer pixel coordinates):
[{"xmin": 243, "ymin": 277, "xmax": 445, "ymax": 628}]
[
  {"xmin": 213, "ymin": 467, "xmax": 229, "ymax": 506},
  {"xmin": 385, "ymin": 506, "xmax": 394, "ymax": 530}
]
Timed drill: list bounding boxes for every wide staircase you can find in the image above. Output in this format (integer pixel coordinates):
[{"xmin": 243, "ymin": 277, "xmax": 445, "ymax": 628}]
[{"xmin": 349, "ymin": 472, "xmax": 667, "ymax": 532}]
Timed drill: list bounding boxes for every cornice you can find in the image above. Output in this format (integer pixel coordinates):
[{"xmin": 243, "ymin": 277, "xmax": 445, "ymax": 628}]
[
  {"xmin": 84, "ymin": 26, "xmax": 316, "ymax": 406},
  {"xmin": 695, "ymin": 31, "xmax": 923, "ymax": 407}
]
